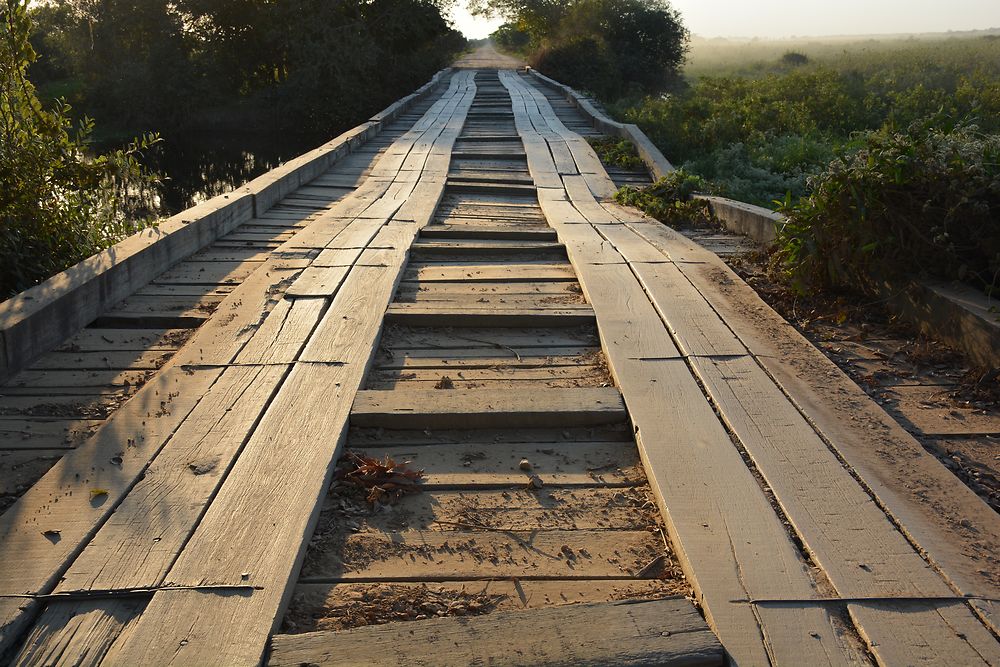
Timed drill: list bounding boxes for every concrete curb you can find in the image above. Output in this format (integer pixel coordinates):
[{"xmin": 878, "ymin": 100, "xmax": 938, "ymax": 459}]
[{"xmin": 0, "ymin": 67, "xmax": 452, "ymax": 384}]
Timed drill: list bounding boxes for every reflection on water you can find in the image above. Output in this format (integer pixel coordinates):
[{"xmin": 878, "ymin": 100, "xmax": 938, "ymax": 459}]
[{"xmin": 138, "ymin": 129, "xmax": 319, "ymax": 216}]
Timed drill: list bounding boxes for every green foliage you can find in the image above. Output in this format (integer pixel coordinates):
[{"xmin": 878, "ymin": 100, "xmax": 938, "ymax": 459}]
[
  {"xmin": 611, "ymin": 40, "xmax": 1000, "ymax": 208},
  {"xmin": 28, "ymin": 0, "xmax": 465, "ymax": 137},
  {"xmin": 773, "ymin": 118, "xmax": 1000, "ymax": 295},
  {"xmin": 586, "ymin": 136, "xmax": 644, "ymax": 169},
  {"xmin": 483, "ymin": 0, "xmax": 688, "ymax": 98},
  {"xmin": 614, "ymin": 170, "xmax": 713, "ymax": 226},
  {"xmin": 780, "ymin": 52, "xmax": 809, "ymax": 67},
  {"xmin": 1, "ymin": 0, "xmax": 160, "ymax": 296}
]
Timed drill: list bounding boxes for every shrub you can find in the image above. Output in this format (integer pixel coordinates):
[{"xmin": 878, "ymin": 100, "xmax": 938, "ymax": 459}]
[
  {"xmin": 586, "ymin": 136, "xmax": 645, "ymax": 170},
  {"xmin": 614, "ymin": 169, "xmax": 714, "ymax": 225},
  {"xmin": 781, "ymin": 52, "xmax": 809, "ymax": 67},
  {"xmin": 1, "ymin": 0, "xmax": 160, "ymax": 297},
  {"xmin": 774, "ymin": 117, "xmax": 1000, "ymax": 295}
]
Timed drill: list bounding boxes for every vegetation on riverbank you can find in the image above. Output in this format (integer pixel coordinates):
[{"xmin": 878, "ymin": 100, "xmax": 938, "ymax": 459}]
[
  {"xmin": 1, "ymin": 0, "xmax": 160, "ymax": 297},
  {"xmin": 548, "ymin": 30, "xmax": 1000, "ymax": 297},
  {"xmin": 3, "ymin": 0, "xmax": 464, "ymax": 297}
]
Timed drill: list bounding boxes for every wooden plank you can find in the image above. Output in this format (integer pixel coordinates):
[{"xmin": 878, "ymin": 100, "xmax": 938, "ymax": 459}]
[
  {"xmin": 55, "ymin": 328, "xmax": 187, "ymax": 352},
  {"xmin": 344, "ymin": 441, "xmax": 640, "ymax": 487},
  {"xmin": 12, "ymin": 598, "xmax": 146, "ymax": 667},
  {"xmin": 285, "ymin": 578, "xmax": 677, "ymax": 633},
  {"xmin": 100, "ymin": 71, "xmax": 478, "ymax": 667},
  {"xmin": 374, "ymin": 348, "xmax": 599, "ymax": 369},
  {"xmin": 403, "ymin": 263, "xmax": 576, "ymax": 283},
  {"xmin": 631, "ymin": 262, "xmax": 745, "ymax": 358},
  {"xmin": 597, "ymin": 223, "xmax": 672, "ymax": 263},
  {"xmin": 0, "ymin": 418, "xmax": 101, "ymax": 450},
  {"xmin": 350, "ymin": 388, "xmax": 625, "ymax": 429},
  {"xmin": 410, "ymin": 240, "xmax": 565, "ymax": 256},
  {"xmin": 396, "ymin": 281, "xmax": 578, "ymax": 297},
  {"xmin": 284, "ymin": 267, "xmax": 351, "ymax": 298},
  {"xmin": 368, "ymin": 366, "xmax": 608, "ymax": 390},
  {"xmin": 627, "ymin": 217, "xmax": 1000, "ymax": 636},
  {"xmin": 384, "ymin": 305, "xmax": 594, "ymax": 328},
  {"xmin": 419, "ymin": 225, "xmax": 557, "ymax": 240},
  {"xmin": 381, "ymin": 326, "xmax": 598, "ymax": 350},
  {"xmin": 0, "ymin": 367, "xmax": 222, "ymax": 654},
  {"xmin": 27, "ymin": 350, "xmax": 171, "ymax": 371},
  {"xmin": 506, "ymin": 82, "xmax": 857, "ymax": 663},
  {"xmin": 348, "ymin": 425, "xmax": 633, "ymax": 447},
  {"xmin": 0, "ymin": 449, "xmax": 62, "ymax": 501},
  {"xmin": 5, "ymin": 369, "xmax": 152, "ymax": 389},
  {"xmin": 164, "ymin": 258, "xmax": 307, "ymax": 367},
  {"xmin": 55, "ymin": 364, "xmax": 288, "ymax": 592},
  {"xmin": 267, "ymin": 598, "xmax": 723, "ymax": 667},
  {"xmin": 319, "ymin": 486, "xmax": 661, "ymax": 533},
  {"xmin": 689, "ymin": 354, "xmax": 1000, "ymax": 662},
  {"xmin": 301, "ymin": 528, "xmax": 664, "ymax": 581}
]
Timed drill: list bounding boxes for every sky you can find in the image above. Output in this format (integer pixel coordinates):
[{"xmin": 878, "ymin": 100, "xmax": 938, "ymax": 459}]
[{"xmin": 449, "ymin": 0, "xmax": 1000, "ymax": 40}]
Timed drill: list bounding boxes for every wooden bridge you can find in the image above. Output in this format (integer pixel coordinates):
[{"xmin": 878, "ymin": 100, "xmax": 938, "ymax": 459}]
[{"xmin": 1, "ymin": 46, "xmax": 999, "ymax": 666}]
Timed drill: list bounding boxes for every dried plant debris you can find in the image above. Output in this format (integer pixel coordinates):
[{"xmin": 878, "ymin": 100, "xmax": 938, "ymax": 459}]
[
  {"xmin": 333, "ymin": 451, "xmax": 424, "ymax": 504},
  {"xmin": 283, "ymin": 584, "xmax": 507, "ymax": 633}
]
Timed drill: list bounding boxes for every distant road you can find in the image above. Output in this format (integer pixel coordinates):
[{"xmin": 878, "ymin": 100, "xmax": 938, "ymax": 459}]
[{"xmin": 454, "ymin": 41, "xmax": 525, "ymax": 69}]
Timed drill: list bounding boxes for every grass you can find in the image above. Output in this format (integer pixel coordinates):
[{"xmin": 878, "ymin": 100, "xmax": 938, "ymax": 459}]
[{"xmin": 601, "ymin": 32, "xmax": 1000, "ymax": 296}]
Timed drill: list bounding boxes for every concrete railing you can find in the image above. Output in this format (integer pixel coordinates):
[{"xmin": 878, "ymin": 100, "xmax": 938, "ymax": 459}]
[{"xmin": 0, "ymin": 68, "xmax": 452, "ymax": 384}]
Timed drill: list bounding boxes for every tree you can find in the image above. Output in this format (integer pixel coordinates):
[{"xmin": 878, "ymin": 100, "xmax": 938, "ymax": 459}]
[
  {"xmin": 479, "ymin": 0, "xmax": 688, "ymax": 99},
  {"xmin": 1, "ymin": 0, "xmax": 158, "ymax": 296}
]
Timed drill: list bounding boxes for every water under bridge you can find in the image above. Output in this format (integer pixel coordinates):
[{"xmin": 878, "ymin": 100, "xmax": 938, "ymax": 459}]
[{"xmin": 0, "ymin": 45, "xmax": 999, "ymax": 666}]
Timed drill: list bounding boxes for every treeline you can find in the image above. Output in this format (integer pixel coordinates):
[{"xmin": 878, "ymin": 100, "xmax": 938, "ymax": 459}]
[
  {"xmin": 2, "ymin": 0, "xmax": 463, "ymax": 298},
  {"xmin": 29, "ymin": 0, "xmax": 465, "ymax": 138},
  {"xmin": 474, "ymin": 0, "xmax": 688, "ymax": 99}
]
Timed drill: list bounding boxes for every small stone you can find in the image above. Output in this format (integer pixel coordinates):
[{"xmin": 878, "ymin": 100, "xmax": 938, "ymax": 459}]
[{"xmin": 519, "ymin": 458, "xmax": 532, "ymax": 471}]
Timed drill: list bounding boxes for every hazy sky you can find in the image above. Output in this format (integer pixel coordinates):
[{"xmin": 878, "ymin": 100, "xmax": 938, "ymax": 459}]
[{"xmin": 450, "ymin": 0, "xmax": 1000, "ymax": 39}]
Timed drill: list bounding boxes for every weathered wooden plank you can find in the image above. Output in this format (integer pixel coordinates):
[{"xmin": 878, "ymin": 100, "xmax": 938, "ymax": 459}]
[
  {"xmin": 374, "ymin": 348, "xmax": 599, "ymax": 369},
  {"xmin": 351, "ymin": 388, "xmax": 625, "ymax": 430},
  {"xmin": 12, "ymin": 598, "xmax": 146, "ymax": 667},
  {"xmin": 27, "ymin": 350, "xmax": 171, "ymax": 371},
  {"xmin": 396, "ymin": 280, "xmax": 578, "ymax": 297},
  {"xmin": 628, "ymin": 216, "xmax": 1000, "ymax": 637},
  {"xmin": 348, "ymin": 425, "xmax": 633, "ymax": 447},
  {"xmin": 55, "ymin": 364, "xmax": 288, "ymax": 592},
  {"xmin": 164, "ymin": 258, "xmax": 307, "ymax": 367},
  {"xmin": 235, "ymin": 299, "xmax": 326, "ymax": 364},
  {"xmin": 55, "ymin": 328, "xmax": 187, "ymax": 353},
  {"xmin": 345, "ymin": 440, "xmax": 640, "ymax": 487},
  {"xmin": 268, "ymin": 598, "xmax": 723, "ymax": 667},
  {"xmin": 507, "ymin": 75, "xmax": 856, "ymax": 663},
  {"xmin": 384, "ymin": 304, "xmax": 594, "ymax": 328},
  {"xmin": 301, "ymin": 528, "xmax": 664, "ymax": 581},
  {"xmin": 403, "ymin": 262, "xmax": 576, "ymax": 283},
  {"xmin": 286, "ymin": 578, "xmax": 677, "ymax": 633},
  {"xmin": 689, "ymin": 354, "xmax": 1000, "ymax": 662},
  {"xmin": 381, "ymin": 326, "xmax": 598, "ymax": 350},
  {"xmin": 419, "ymin": 225, "xmax": 556, "ymax": 240},
  {"xmin": 368, "ymin": 366, "xmax": 607, "ymax": 390},
  {"xmin": 319, "ymin": 486, "xmax": 660, "ymax": 533},
  {"xmin": 631, "ymin": 262, "xmax": 745, "ymax": 358},
  {"xmin": 5, "ymin": 369, "xmax": 152, "ymax": 389},
  {"xmin": 0, "ymin": 418, "xmax": 100, "ymax": 451},
  {"xmin": 100, "ymin": 71, "xmax": 478, "ymax": 667},
  {"xmin": 0, "ymin": 367, "xmax": 222, "ymax": 654}
]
